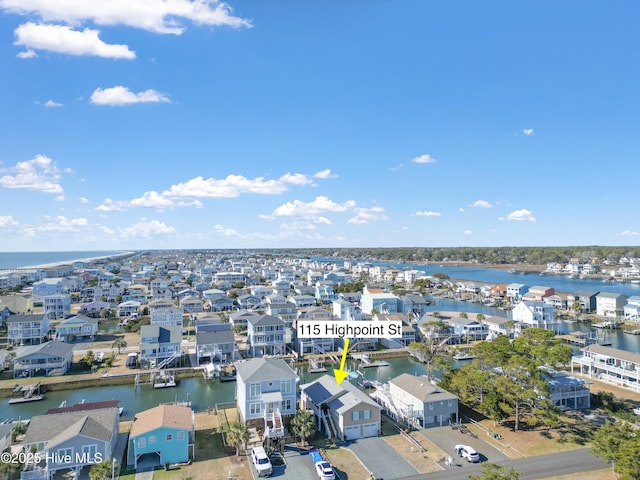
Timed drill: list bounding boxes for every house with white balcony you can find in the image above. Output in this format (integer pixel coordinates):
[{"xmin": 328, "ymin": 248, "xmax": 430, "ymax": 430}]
[
  {"xmin": 13, "ymin": 340, "xmax": 74, "ymax": 377},
  {"xmin": 506, "ymin": 283, "xmax": 528, "ymax": 301},
  {"xmin": 54, "ymin": 314, "xmax": 98, "ymax": 342},
  {"xmin": 236, "ymin": 294, "xmax": 262, "ymax": 310},
  {"xmin": 207, "ymin": 296, "xmax": 235, "ymax": 312},
  {"xmin": 293, "ymin": 310, "xmax": 335, "ymax": 356},
  {"xmin": 360, "ymin": 287, "xmax": 399, "ymax": 314},
  {"xmin": 288, "ymin": 295, "xmax": 317, "ymax": 308},
  {"xmin": 624, "ymin": 296, "xmax": 640, "ymax": 321},
  {"xmin": 139, "ymin": 325, "xmax": 182, "ymax": 368},
  {"xmin": 196, "ymin": 329, "xmax": 237, "ymax": 364},
  {"xmin": 116, "ymin": 300, "xmax": 141, "ymax": 317},
  {"xmin": 541, "ymin": 367, "xmax": 591, "ymax": 410},
  {"xmin": 571, "ymin": 345, "xmax": 640, "ymax": 392},
  {"xmin": 265, "ymin": 295, "xmax": 296, "ymax": 327},
  {"xmin": 150, "ymin": 307, "xmax": 184, "ymax": 327},
  {"xmin": 180, "ymin": 296, "xmax": 204, "ymax": 314},
  {"xmin": 229, "ymin": 310, "xmax": 260, "ymax": 330},
  {"xmin": 596, "ymin": 292, "xmax": 628, "ymax": 318},
  {"xmin": 566, "ymin": 290, "xmax": 599, "ymax": 313},
  {"xmin": 446, "ymin": 316, "xmax": 488, "ymax": 341},
  {"xmin": 522, "ymin": 286, "xmax": 555, "ymax": 302},
  {"xmin": 235, "ymin": 358, "xmax": 298, "ymax": 438},
  {"xmin": 246, "ymin": 315, "xmax": 286, "ymax": 357},
  {"xmin": 511, "ymin": 300, "xmax": 559, "ymax": 331},
  {"xmin": 7, "ymin": 314, "xmax": 50, "ymax": 345},
  {"xmin": 43, "ymin": 293, "xmax": 71, "ymax": 320},
  {"xmin": 315, "ymin": 281, "xmax": 337, "ymax": 304},
  {"xmin": 374, "ymin": 313, "xmax": 416, "ymax": 348}
]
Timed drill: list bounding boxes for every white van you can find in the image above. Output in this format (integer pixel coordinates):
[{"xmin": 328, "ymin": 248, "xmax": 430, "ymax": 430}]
[{"xmin": 251, "ymin": 446, "xmax": 272, "ymax": 477}]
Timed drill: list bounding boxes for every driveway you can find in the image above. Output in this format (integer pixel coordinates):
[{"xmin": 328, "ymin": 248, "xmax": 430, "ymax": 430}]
[
  {"xmin": 248, "ymin": 445, "xmax": 317, "ymax": 480},
  {"xmin": 420, "ymin": 425, "xmax": 509, "ymax": 467},
  {"xmin": 345, "ymin": 436, "xmax": 419, "ymax": 480}
]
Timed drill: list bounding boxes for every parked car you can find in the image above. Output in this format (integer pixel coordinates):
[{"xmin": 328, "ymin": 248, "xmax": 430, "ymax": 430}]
[
  {"xmin": 310, "ymin": 449, "xmax": 336, "ymax": 480},
  {"xmin": 454, "ymin": 444, "xmax": 480, "ymax": 462},
  {"xmin": 251, "ymin": 446, "xmax": 273, "ymax": 477}
]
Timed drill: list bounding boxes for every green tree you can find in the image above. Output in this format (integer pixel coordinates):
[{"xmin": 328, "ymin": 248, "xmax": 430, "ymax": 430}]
[
  {"xmin": 476, "ymin": 313, "xmax": 486, "ymax": 322},
  {"xmin": 112, "ymin": 338, "xmax": 127, "ymax": 354},
  {"xmin": 469, "ymin": 462, "xmax": 521, "ymax": 480},
  {"xmin": 291, "ymin": 409, "xmax": 317, "ymax": 446},
  {"xmin": 592, "ymin": 420, "xmax": 640, "ymax": 479},
  {"xmin": 226, "ymin": 422, "xmax": 250, "ymax": 456},
  {"xmin": 81, "ymin": 350, "xmax": 95, "ymax": 368},
  {"xmin": 459, "ymin": 312, "xmax": 468, "ymax": 319},
  {"xmin": 89, "ymin": 460, "xmax": 112, "ymax": 480}
]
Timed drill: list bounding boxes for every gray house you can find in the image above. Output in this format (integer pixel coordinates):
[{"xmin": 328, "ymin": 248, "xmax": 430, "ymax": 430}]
[
  {"xmin": 196, "ymin": 329, "xmax": 238, "ymax": 364},
  {"xmin": 13, "ymin": 340, "xmax": 74, "ymax": 377},
  {"xmin": 19, "ymin": 407, "xmax": 119, "ymax": 480}
]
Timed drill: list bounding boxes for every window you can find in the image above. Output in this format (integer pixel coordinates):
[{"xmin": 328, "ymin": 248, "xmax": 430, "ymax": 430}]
[
  {"xmin": 281, "ymin": 399, "xmax": 291, "ymax": 411},
  {"xmin": 149, "ymin": 436, "xmax": 156, "ymax": 444},
  {"xmin": 250, "ymin": 383, "xmax": 261, "ymax": 397},
  {"xmin": 429, "ymin": 402, "xmax": 434, "ymax": 410},
  {"xmin": 363, "ymin": 410, "xmax": 371, "ymax": 420},
  {"xmin": 57, "ymin": 448, "xmax": 72, "ymax": 460},
  {"xmin": 351, "ymin": 411, "xmax": 360, "ymax": 421},
  {"xmin": 166, "ymin": 434, "xmax": 173, "ymax": 441},
  {"xmin": 281, "ymin": 380, "xmax": 292, "ymax": 394},
  {"xmin": 250, "ymin": 402, "xmax": 262, "ymax": 415},
  {"xmin": 177, "ymin": 431, "xmax": 185, "ymax": 441},
  {"xmin": 82, "ymin": 445, "xmax": 97, "ymax": 458},
  {"xmin": 138, "ymin": 438, "xmax": 146, "ymax": 448}
]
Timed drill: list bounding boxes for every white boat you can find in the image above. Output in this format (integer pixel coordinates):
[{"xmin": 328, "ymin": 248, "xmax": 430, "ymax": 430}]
[
  {"xmin": 153, "ymin": 374, "xmax": 177, "ymax": 389},
  {"xmin": 633, "ymin": 407, "xmax": 640, "ymax": 416}
]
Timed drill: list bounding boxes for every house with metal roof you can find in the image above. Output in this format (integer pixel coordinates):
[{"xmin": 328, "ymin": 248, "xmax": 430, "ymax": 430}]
[
  {"xmin": 19, "ymin": 407, "xmax": 119, "ymax": 480},
  {"xmin": 246, "ymin": 315, "xmax": 286, "ymax": 356},
  {"xmin": 571, "ymin": 344, "xmax": 640, "ymax": 393},
  {"xmin": 235, "ymin": 358, "xmax": 298, "ymax": 438},
  {"xmin": 139, "ymin": 325, "xmax": 182, "ymax": 368},
  {"xmin": 127, "ymin": 405, "xmax": 195, "ymax": 471}
]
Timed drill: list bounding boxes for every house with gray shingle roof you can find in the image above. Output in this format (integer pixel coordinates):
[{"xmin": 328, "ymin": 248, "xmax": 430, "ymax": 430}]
[
  {"xmin": 139, "ymin": 325, "xmax": 182, "ymax": 368},
  {"xmin": 300, "ymin": 375, "xmax": 381, "ymax": 441},
  {"xmin": 54, "ymin": 314, "xmax": 98, "ymax": 342},
  {"xmin": 13, "ymin": 340, "xmax": 74, "ymax": 377},
  {"xmin": 235, "ymin": 358, "xmax": 298, "ymax": 437},
  {"xmin": 246, "ymin": 314, "xmax": 286, "ymax": 356},
  {"xmin": 196, "ymin": 329, "xmax": 237, "ymax": 364},
  {"xmin": 19, "ymin": 407, "xmax": 119, "ymax": 480}
]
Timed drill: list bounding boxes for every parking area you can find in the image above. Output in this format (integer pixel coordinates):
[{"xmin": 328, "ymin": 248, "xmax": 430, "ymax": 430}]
[
  {"xmin": 420, "ymin": 425, "xmax": 509, "ymax": 469},
  {"xmin": 248, "ymin": 445, "xmax": 317, "ymax": 480},
  {"xmin": 345, "ymin": 436, "xmax": 420, "ymax": 480}
]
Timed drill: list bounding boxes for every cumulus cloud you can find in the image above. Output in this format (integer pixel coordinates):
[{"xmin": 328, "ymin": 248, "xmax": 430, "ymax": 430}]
[
  {"xmin": 261, "ymin": 196, "xmax": 356, "ymax": 222},
  {"xmin": 44, "ymin": 99, "xmax": 63, "ymax": 107},
  {"xmin": 119, "ymin": 219, "xmax": 175, "ymax": 238},
  {"xmin": 472, "ymin": 200, "xmax": 492, "ymax": 208},
  {"xmin": 523, "ymin": 128, "xmax": 534, "ymax": 136},
  {"xmin": 0, "ymin": 215, "xmax": 19, "ymax": 228},
  {"xmin": 313, "ymin": 169, "xmax": 336, "ymax": 179},
  {"xmin": 14, "ymin": 22, "xmax": 136, "ymax": 59},
  {"xmin": 280, "ymin": 173, "xmax": 315, "ymax": 186},
  {"xmin": 348, "ymin": 207, "xmax": 388, "ymax": 225},
  {"xmin": 412, "ymin": 211, "xmax": 441, "ymax": 217},
  {"xmin": 129, "ymin": 191, "xmax": 203, "ymax": 210},
  {"xmin": 500, "ymin": 209, "xmax": 536, "ymax": 222},
  {"xmin": 39, "ymin": 215, "xmax": 89, "ymax": 232},
  {"xmin": 0, "ymin": 154, "xmax": 63, "ymax": 193},
  {"xmin": 412, "ymin": 153, "xmax": 436, "ymax": 164},
  {"xmin": 464, "ymin": 229, "xmax": 472, "ymax": 235},
  {"xmin": 79, "ymin": 197, "xmax": 89, "ymax": 204},
  {"xmin": 619, "ymin": 230, "xmax": 640, "ymax": 236},
  {"xmin": 1, "ymin": 0, "xmax": 252, "ymax": 35},
  {"xmin": 17, "ymin": 48, "xmax": 37, "ymax": 58},
  {"xmin": 96, "ymin": 198, "xmax": 128, "ymax": 212},
  {"xmin": 90, "ymin": 86, "xmax": 170, "ymax": 106}
]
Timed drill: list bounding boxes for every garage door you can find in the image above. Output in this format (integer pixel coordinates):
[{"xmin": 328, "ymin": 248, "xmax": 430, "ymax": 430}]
[
  {"xmin": 362, "ymin": 422, "xmax": 378, "ymax": 438},
  {"xmin": 344, "ymin": 425, "xmax": 360, "ymax": 440}
]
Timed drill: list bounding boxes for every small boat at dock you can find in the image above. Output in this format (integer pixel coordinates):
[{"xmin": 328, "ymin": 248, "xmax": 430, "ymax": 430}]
[{"xmin": 153, "ymin": 374, "xmax": 177, "ymax": 389}]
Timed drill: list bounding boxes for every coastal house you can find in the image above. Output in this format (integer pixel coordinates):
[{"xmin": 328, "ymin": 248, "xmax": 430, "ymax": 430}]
[
  {"xmin": 246, "ymin": 314, "xmax": 286, "ymax": 356},
  {"xmin": 446, "ymin": 316, "xmax": 488, "ymax": 341},
  {"xmin": 78, "ymin": 300, "xmax": 111, "ymax": 318},
  {"xmin": 179, "ymin": 296, "xmax": 204, "ymax": 314},
  {"xmin": 506, "ymin": 283, "xmax": 528, "ymax": 301},
  {"xmin": 235, "ymin": 358, "xmax": 298, "ymax": 438},
  {"xmin": 294, "ymin": 315, "xmax": 335, "ymax": 356},
  {"xmin": 315, "ymin": 281, "xmax": 337, "ymax": 304},
  {"xmin": 265, "ymin": 294, "xmax": 297, "ymax": 326},
  {"xmin": 400, "ymin": 293, "xmax": 431, "ymax": 317},
  {"xmin": 623, "ymin": 296, "xmax": 640, "ymax": 321},
  {"xmin": 566, "ymin": 290, "xmax": 599, "ymax": 313},
  {"xmin": 482, "ymin": 316, "xmax": 526, "ymax": 339},
  {"xmin": 43, "ymin": 293, "xmax": 71, "ymax": 319},
  {"xmin": 127, "ymin": 405, "xmax": 195, "ymax": 470},
  {"xmin": 236, "ymin": 294, "xmax": 262, "ymax": 310},
  {"xmin": 288, "ymin": 295, "xmax": 317, "ymax": 308},
  {"xmin": 7, "ymin": 313, "xmax": 50, "ymax": 345},
  {"xmin": 13, "ymin": 340, "xmax": 74, "ymax": 377},
  {"xmin": 196, "ymin": 329, "xmax": 238, "ymax": 364},
  {"xmin": 360, "ymin": 286, "xmax": 400, "ymax": 314},
  {"xmin": 54, "ymin": 314, "xmax": 98, "ymax": 342},
  {"xmin": 214, "ymin": 271, "xmax": 246, "ymax": 285},
  {"xmin": 300, "ymin": 374, "xmax": 381, "ymax": 441},
  {"xmin": 511, "ymin": 300, "xmax": 559, "ymax": 331},
  {"xmin": 116, "ymin": 300, "xmax": 141, "ymax": 317},
  {"xmin": 541, "ymin": 368, "xmax": 591, "ymax": 410},
  {"xmin": 373, "ymin": 313, "xmax": 415, "ymax": 348},
  {"xmin": 32, "ymin": 278, "xmax": 68, "ymax": 301},
  {"xmin": 207, "ymin": 296, "xmax": 235, "ymax": 312},
  {"xmin": 522, "ymin": 286, "xmax": 555, "ymax": 302},
  {"xmin": 571, "ymin": 345, "xmax": 640, "ymax": 392},
  {"xmin": 372, "ymin": 373, "xmax": 459, "ymax": 428},
  {"xmin": 150, "ymin": 307, "xmax": 185, "ymax": 327},
  {"xmin": 229, "ymin": 310, "xmax": 260, "ymax": 330},
  {"xmin": 148, "ymin": 298, "xmax": 174, "ymax": 312},
  {"xmin": 19, "ymin": 406, "xmax": 119, "ymax": 480},
  {"xmin": 139, "ymin": 325, "xmax": 182, "ymax": 368},
  {"xmin": 596, "ymin": 292, "xmax": 628, "ymax": 318}
]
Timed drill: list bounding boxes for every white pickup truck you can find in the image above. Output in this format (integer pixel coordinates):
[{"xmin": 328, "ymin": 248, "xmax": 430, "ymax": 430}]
[{"xmin": 309, "ymin": 449, "xmax": 336, "ymax": 480}]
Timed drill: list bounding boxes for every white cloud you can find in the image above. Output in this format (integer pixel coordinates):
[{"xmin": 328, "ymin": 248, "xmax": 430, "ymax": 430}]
[
  {"xmin": 313, "ymin": 169, "xmax": 337, "ymax": 179},
  {"xmin": 0, "ymin": 215, "xmax": 19, "ymax": 228},
  {"xmin": 165, "ymin": 174, "xmax": 288, "ymax": 198},
  {"xmin": 279, "ymin": 173, "xmax": 315, "ymax": 186},
  {"xmin": 619, "ymin": 230, "xmax": 640, "ymax": 236},
  {"xmin": 388, "ymin": 163, "xmax": 404, "ymax": 171},
  {"xmin": 0, "ymin": 0, "xmax": 252, "ymax": 35},
  {"xmin": 262, "ymin": 196, "xmax": 356, "ymax": 222},
  {"xmin": 412, "ymin": 211, "xmax": 441, "ymax": 217},
  {"xmin": 44, "ymin": 99, "xmax": 63, "ymax": 107},
  {"xmin": 0, "ymin": 154, "xmax": 63, "ymax": 193},
  {"xmin": 14, "ymin": 22, "xmax": 135, "ymax": 59},
  {"xmin": 90, "ymin": 86, "xmax": 170, "ymax": 106},
  {"xmin": 96, "ymin": 198, "xmax": 128, "ymax": 212},
  {"xmin": 17, "ymin": 49, "xmax": 37, "ymax": 58},
  {"xmin": 119, "ymin": 219, "xmax": 176, "ymax": 238},
  {"xmin": 472, "ymin": 200, "xmax": 492, "ymax": 208},
  {"xmin": 39, "ymin": 215, "xmax": 89, "ymax": 232},
  {"xmin": 458, "ymin": 207, "xmax": 465, "ymax": 212},
  {"xmin": 348, "ymin": 207, "xmax": 388, "ymax": 225},
  {"xmin": 79, "ymin": 197, "xmax": 89, "ymax": 204},
  {"xmin": 129, "ymin": 191, "xmax": 203, "ymax": 210},
  {"xmin": 55, "ymin": 195, "xmax": 64, "ymax": 202},
  {"xmin": 500, "ymin": 209, "xmax": 536, "ymax": 222},
  {"xmin": 412, "ymin": 153, "xmax": 436, "ymax": 164},
  {"xmin": 523, "ymin": 128, "xmax": 534, "ymax": 136},
  {"xmin": 464, "ymin": 229, "xmax": 472, "ymax": 235}
]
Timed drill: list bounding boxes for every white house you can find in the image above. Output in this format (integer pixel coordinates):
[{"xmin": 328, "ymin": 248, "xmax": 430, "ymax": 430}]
[
  {"xmin": 596, "ymin": 292, "xmax": 628, "ymax": 318},
  {"xmin": 511, "ymin": 300, "xmax": 559, "ymax": 331},
  {"xmin": 150, "ymin": 307, "xmax": 185, "ymax": 327}
]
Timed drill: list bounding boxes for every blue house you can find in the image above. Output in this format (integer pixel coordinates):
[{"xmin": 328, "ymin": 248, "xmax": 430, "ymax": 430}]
[{"xmin": 127, "ymin": 405, "xmax": 195, "ymax": 470}]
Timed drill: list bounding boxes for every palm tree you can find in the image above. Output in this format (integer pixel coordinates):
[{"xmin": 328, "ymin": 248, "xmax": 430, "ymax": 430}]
[
  {"xmin": 226, "ymin": 422, "xmax": 250, "ymax": 456},
  {"xmin": 88, "ymin": 460, "xmax": 112, "ymax": 480},
  {"xmin": 476, "ymin": 313, "xmax": 485, "ymax": 322},
  {"xmin": 291, "ymin": 410, "xmax": 316, "ymax": 446},
  {"xmin": 112, "ymin": 338, "xmax": 127, "ymax": 354}
]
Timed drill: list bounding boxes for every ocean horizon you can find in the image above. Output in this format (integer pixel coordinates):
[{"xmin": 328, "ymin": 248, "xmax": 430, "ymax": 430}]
[{"xmin": 0, "ymin": 251, "xmax": 132, "ymax": 270}]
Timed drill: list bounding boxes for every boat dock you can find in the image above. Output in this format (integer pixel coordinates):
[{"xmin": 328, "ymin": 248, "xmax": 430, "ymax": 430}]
[
  {"xmin": 351, "ymin": 354, "xmax": 390, "ymax": 368},
  {"xmin": 9, "ymin": 383, "xmax": 44, "ymax": 404}
]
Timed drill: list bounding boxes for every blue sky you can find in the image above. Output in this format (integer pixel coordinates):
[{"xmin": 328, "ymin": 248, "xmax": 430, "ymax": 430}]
[{"xmin": 1, "ymin": 1, "xmax": 639, "ymax": 252}]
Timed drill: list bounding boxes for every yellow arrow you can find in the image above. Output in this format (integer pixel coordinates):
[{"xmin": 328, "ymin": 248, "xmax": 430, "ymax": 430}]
[{"xmin": 334, "ymin": 338, "xmax": 350, "ymax": 386}]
